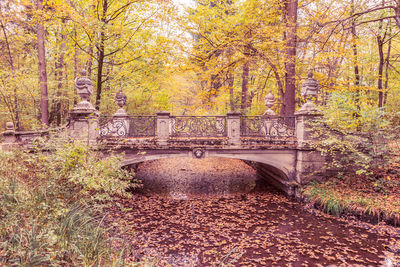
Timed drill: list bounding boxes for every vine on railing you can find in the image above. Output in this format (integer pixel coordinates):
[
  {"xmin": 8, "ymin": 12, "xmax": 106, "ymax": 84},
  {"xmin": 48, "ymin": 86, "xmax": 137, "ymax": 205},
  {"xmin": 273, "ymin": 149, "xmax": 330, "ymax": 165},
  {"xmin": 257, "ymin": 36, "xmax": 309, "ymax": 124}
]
[
  {"xmin": 240, "ymin": 116, "xmax": 295, "ymax": 138},
  {"xmin": 170, "ymin": 116, "xmax": 226, "ymax": 137}
]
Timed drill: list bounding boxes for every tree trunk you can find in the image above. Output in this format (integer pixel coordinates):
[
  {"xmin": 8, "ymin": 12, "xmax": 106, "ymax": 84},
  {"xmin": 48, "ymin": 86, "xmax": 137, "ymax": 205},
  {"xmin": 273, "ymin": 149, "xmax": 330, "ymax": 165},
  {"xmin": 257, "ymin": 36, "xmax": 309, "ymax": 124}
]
[
  {"xmin": 241, "ymin": 61, "xmax": 249, "ymax": 113},
  {"xmin": 377, "ymin": 35, "xmax": 384, "ymax": 108},
  {"xmin": 49, "ymin": 23, "xmax": 66, "ymax": 126},
  {"xmin": 87, "ymin": 44, "xmax": 94, "ymax": 77},
  {"xmin": 37, "ymin": 0, "xmax": 49, "ymax": 127},
  {"xmin": 57, "ymin": 23, "xmax": 66, "ymax": 125},
  {"xmin": 73, "ymin": 28, "xmax": 80, "ymax": 106},
  {"xmin": 351, "ymin": 0, "xmax": 361, "ymax": 113},
  {"xmin": 95, "ymin": 0, "xmax": 108, "ymax": 110},
  {"xmin": 377, "ymin": 1, "xmax": 386, "ymax": 108},
  {"xmin": 281, "ymin": 0, "xmax": 298, "ymax": 117},
  {"xmin": 96, "ymin": 33, "xmax": 105, "ymax": 110},
  {"xmin": 227, "ymin": 71, "xmax": 235, "ymax": 111},
  {"xmin": 0, "ymin": 16, "xmax": 19, "ymax": 129},
  {"xmin": 74, "ymin": 27, "xmax": 79, "ymax": 81},
  {"xmin": 384, "ymin": 32, "xmax": 392, "ymax": 105}
]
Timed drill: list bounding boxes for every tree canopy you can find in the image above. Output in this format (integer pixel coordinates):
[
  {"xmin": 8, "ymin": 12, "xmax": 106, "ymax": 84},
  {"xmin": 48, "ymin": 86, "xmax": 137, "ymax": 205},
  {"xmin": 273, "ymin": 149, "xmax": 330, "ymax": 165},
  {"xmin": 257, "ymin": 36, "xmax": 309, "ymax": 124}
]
[{"xmin": 1, "ymin": 0, "xmax": 400, "ymax": 129}]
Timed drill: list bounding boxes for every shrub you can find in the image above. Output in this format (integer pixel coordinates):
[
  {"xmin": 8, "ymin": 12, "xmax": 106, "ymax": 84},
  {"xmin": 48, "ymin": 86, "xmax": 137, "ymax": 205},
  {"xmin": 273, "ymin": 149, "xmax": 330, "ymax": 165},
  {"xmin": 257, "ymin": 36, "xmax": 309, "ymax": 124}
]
[
  {"xmin": 311, "ymin": 92, "xmax": 400, "ymax": 191},
  {"xmin": 0, "ymin": 136, "xmax": 140, "ymax": 266}
]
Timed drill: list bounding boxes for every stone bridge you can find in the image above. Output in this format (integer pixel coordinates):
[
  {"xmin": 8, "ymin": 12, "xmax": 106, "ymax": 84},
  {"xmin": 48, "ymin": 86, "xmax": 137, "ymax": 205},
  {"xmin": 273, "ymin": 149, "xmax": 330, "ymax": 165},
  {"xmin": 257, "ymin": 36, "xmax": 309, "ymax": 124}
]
[{"xmin": 1, "ymin": 73, "xmax": 325, "ymax": 196}]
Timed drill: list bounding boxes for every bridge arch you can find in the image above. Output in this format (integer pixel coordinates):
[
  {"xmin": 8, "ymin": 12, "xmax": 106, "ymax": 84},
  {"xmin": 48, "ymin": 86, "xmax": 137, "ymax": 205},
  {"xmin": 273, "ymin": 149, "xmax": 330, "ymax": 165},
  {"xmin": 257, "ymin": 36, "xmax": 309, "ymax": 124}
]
[{"xmin": 121, "ymin": 149, "xmax": 297, "ymax": 195}]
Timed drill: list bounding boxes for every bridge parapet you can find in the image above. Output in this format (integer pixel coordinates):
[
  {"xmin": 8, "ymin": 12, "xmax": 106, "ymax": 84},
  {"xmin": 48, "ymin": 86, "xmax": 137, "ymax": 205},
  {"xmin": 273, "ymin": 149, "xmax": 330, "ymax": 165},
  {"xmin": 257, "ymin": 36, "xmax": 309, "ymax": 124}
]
[{"xmin": 98, "ymin": 112, "xmax": 297, "ymax": 149}]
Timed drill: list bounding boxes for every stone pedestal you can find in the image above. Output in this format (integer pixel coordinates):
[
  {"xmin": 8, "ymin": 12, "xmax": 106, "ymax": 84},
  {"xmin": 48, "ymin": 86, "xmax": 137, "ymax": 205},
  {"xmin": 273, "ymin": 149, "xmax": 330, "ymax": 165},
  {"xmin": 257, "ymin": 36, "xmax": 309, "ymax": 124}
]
[
  {"xmin": 156, "ymin": 111, "xmax": 170, "ymax": 146},
  {"xmin": 295, "ymin": 109, "xmax": 325, "ymax": 185},
  {"xmin": 227, "ymin": 112, "xmax": 241, "ymax": 146},
  {"xmin": 295, "ymin": 111, "xmax": 319, "ymax": 148},
  {"xmin": 67, "ymin": 71, "xmax": 99, "ymax": 145},
  {"xmin": 68, "ymin": 106, "xmax": 99, "ymax": 145},
  {"xmin": 1, "ymin": 122, "xmax": 17, "ymax": 150}
]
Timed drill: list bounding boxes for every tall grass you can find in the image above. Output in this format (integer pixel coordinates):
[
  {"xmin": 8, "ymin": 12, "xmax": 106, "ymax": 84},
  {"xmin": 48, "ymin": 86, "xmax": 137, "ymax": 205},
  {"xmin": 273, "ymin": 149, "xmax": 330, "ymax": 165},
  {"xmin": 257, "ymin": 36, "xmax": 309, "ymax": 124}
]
[
  {"xmin": 0, "ymin": 137, "xmax": 141, "ymax": 266},
  {"xmin": 303, "ymin": 182, "xmax": 400, "ymax": 226}
]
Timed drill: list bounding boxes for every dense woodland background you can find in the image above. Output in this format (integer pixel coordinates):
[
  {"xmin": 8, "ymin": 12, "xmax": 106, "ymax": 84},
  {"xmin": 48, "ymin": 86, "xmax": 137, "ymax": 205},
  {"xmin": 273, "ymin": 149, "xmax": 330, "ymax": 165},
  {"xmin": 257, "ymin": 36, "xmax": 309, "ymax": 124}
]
[
  {"xmin": 2, "ymin": 1, "xmax": 400, "ymax": 265},
  {"xmin": 1, "ymin": 0, "xmax": 400, "ymax": 130}
]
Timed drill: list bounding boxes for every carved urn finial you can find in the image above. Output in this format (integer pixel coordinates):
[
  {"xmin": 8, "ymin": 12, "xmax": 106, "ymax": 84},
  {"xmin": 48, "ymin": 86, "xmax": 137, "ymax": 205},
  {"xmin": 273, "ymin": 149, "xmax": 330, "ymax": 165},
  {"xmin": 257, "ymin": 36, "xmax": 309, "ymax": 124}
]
[
  {"xmin": 296, "ymin": 71, "xmax": 319, "ymax": 114},
  {"xmin": 75, "ymin": 69, "xmax": 93, "ymax": 102},
  {"xmin": 115, "ymin": 88, "xmax": 127, "ymax": 108},
  {"xmin": 301, "ymin": 71, "xmax": 319, "ymax": 100},
  {"xmin": 72, "ymin": 69, "xmax": 96, "ymax": 111},
  {"xmin": 114, "ymin": 87, "xmax": 127, "ymax": 116},
  {"xmin": 263, "ymin": 90, "xmax": 276, "ymax": 116},
  {"xmin": 5, "ymin": 122, "xmax": 14, "ymax": 131}
]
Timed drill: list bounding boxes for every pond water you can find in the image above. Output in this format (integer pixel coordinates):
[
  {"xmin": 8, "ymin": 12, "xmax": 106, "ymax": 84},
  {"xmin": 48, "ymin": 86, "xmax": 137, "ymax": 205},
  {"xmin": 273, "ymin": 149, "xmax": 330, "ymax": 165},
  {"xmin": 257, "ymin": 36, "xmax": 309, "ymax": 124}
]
[{"xmin": 105, "ymin": 158, "xmax": 400, "ymax": 266}]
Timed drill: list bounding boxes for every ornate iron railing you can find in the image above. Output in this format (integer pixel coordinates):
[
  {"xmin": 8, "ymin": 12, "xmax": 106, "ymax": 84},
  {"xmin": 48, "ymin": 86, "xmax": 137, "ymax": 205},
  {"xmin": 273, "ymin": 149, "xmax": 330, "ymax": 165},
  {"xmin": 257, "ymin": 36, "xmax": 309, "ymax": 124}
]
[
  {"xmin": 100, "ymin": 114, "xmax": 296, "ymax": 140},
  {"xmin": 100, "ymin": 116, "xmax": 128, "ymax": 137},
  {"xmin": 128, "ymin": 116, "xmax": 156, "ymax": 137},
  {"xmin": 240, "ymin": 116, "xmax": 295, "ymax": 138},
  {"xmin": 99, "ymin": 116, "xmax": 156, "ymax": 138},
  {"xmin": 170, "ymin": 116, "xmax": 227, "ymax": 137}
]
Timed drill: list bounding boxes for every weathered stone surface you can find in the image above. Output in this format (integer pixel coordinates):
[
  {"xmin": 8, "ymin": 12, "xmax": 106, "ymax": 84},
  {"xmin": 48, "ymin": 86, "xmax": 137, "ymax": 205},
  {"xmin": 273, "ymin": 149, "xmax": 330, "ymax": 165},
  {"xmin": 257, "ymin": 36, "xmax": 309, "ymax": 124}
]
[
  {"xmin": 156, "ymin": 111, "xmax": 170, "ymax": 146},
  {"xmin": 68, "ymin": 111, "xmax": 99, "ymax": 144},
  {"xmin": 227, "ymin": 112, "xmax": 241, "ymax": 146},
  {"xmin": 1, "ymin": 122, "xmax": 17, "ymax": 150}
]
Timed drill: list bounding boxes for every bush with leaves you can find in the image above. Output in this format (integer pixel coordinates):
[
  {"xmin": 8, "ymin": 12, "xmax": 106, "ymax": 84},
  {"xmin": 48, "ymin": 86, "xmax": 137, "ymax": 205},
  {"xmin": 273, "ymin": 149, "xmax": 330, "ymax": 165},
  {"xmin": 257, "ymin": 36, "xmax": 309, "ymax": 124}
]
[
  {"xmin": 311, "ymin": 92, "xmax": 400, "ymax": 192},
  {"xmin": 0, "ymin": 136, "xmax": 141, "ymax": 266}
]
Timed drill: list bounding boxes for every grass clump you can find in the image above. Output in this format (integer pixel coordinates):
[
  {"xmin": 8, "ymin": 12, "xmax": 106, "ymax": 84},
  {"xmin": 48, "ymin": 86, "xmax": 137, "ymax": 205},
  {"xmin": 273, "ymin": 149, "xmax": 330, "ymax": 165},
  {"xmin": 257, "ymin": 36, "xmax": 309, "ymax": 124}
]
[
  {"xmin": 0, "ymin": 137, "xmax": 141, "ymax": 266},
  {"xmin": 303, "ymin": 179, "xmax": 400, "ymax": 225}
]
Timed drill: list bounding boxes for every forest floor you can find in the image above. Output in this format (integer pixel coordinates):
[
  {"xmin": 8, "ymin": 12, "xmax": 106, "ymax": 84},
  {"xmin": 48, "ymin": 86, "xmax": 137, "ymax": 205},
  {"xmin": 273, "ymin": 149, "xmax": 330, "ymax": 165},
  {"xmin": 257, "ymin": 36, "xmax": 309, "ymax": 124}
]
[
  {"xmin": 302, "ymin": 169, "xmax": 400, "ymax": 227},
  {"xmin": 103, "ymin": 158, "xmax": 400, "ymax": 266},
  {"xmin": 312, "ymin": 141, "xmax": 400, "ymax": 226}
]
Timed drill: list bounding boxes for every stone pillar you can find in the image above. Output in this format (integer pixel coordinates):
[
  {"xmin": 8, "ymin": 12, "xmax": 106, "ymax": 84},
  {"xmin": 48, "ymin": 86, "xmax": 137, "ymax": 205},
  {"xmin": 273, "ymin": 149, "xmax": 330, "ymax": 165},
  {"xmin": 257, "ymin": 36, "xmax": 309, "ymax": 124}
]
[
  {"xmin": 294, "ymin": 71, "xmax": 325, "ymax": 187},
  {"xmin": 294, "ymin": 110, "xmax": 319, "ymax": 148},
  {"xmin": 112, "ymin": 88, "xmax": 129, "ymax": 137},
  {"xmin": 1, "ymin": 122, "xmax": 17, "ymax": 150},
  {"xmin": 156, "ymin": 111, "xmax": 170, "ymax": 146},
  {"xmin": 227, "ymin": 112, "xmax": 241, "ymax": 146},
  {"xmin": 295, "ymin": 112, "xmax": 325, "ymax": 186},
  {"xmin": 68, "ymin": 109, "xmax": 100, "ymax": 144},
  {"xmin": 67, "ymin": 70, "xmax": 99, "ymax": 145}
]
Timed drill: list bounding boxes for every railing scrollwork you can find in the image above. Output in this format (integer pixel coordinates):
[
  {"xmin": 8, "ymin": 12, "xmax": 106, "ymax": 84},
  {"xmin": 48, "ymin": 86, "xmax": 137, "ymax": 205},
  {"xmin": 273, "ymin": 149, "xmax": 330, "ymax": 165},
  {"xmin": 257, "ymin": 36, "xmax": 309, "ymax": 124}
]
[
  {"xmin": 99, "ymin": 114, "xmax": 296, "ymax": 142},
  {"xmin": 99, "ymin": 117, "xmax": 128, "ymax": 137},
  {"xmin": 128, "ymin": 116, "xmax": 156, "ymax": 137},
  {"xmin": 240, "ymin": 116, "xmax": 295, "ymax": 138},
  {"xmin": 170, "ymin": 116, "xmax": 226, "ymax": 137},
  {"xmin": 99, "ymin": 116, "xmax": 156, "ymax": 138}
]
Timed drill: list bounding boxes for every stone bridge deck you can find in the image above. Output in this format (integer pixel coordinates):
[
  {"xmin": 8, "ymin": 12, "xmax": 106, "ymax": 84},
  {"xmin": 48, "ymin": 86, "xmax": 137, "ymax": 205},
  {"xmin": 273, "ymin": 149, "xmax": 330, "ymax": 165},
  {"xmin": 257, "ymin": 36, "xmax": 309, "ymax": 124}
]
[{"xmin": 1, "ymin": 111, "xmax": 324, "ymax": 196}]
